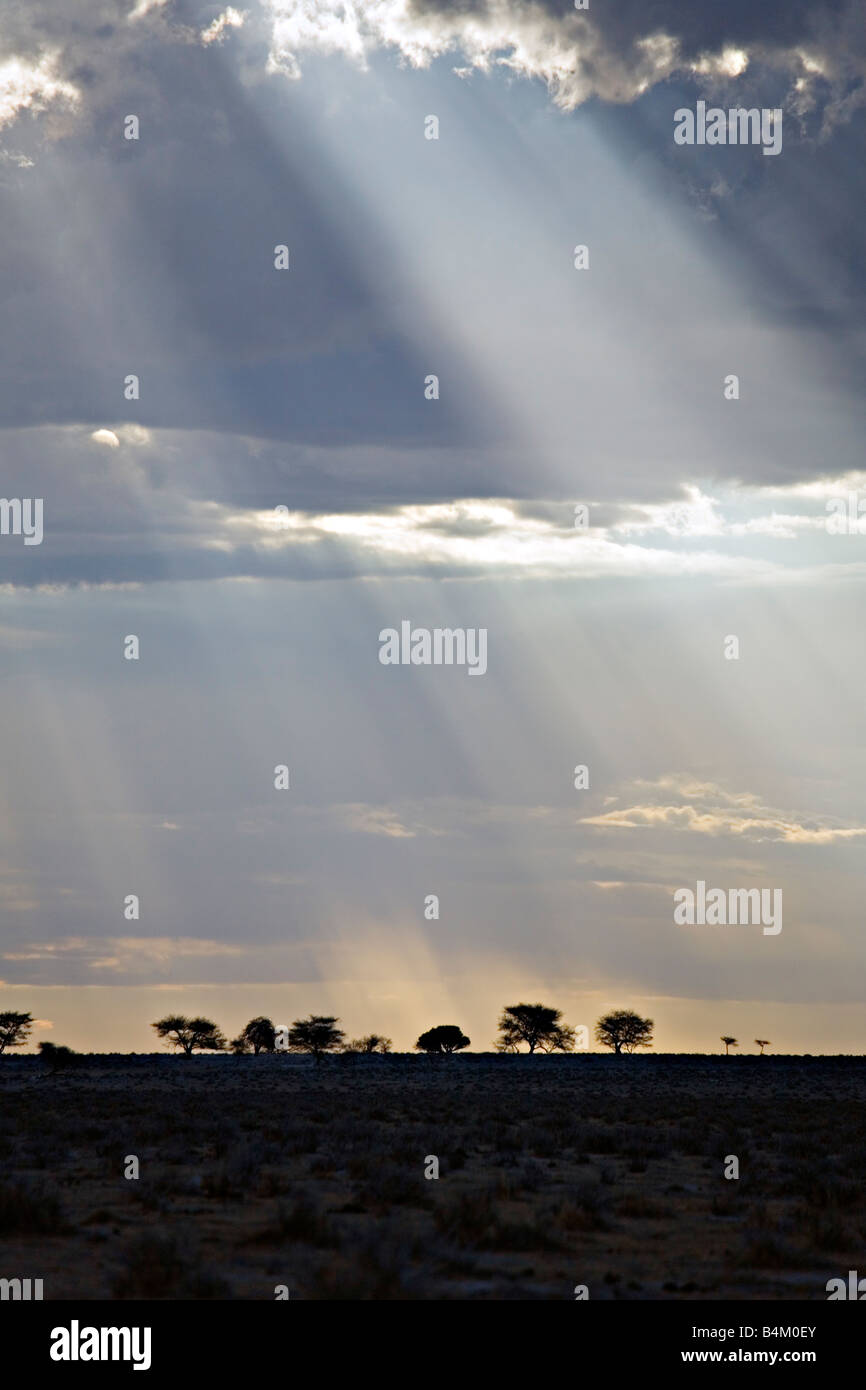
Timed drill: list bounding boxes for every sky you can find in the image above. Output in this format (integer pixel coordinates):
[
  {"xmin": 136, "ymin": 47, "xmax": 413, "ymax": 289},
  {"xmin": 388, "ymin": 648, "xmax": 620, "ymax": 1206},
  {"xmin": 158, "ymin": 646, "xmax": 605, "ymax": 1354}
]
[{"xmin": 1, "ymin": 0, "xmax": 865, "ymax": 1053}]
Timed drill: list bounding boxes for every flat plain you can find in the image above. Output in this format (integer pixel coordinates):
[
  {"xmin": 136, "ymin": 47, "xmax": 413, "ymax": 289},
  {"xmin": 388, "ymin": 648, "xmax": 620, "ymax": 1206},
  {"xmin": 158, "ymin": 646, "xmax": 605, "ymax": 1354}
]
[{"xmin": 1, "ymin": 1054, "xmax": 862, "ymax": 1300}]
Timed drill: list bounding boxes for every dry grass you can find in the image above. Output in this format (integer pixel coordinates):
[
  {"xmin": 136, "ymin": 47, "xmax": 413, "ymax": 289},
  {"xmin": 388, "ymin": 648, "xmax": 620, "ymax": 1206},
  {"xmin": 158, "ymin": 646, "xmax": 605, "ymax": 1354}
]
[{"xmin": 0, "ymin": 1052, "xmax": 863, "ymax": 1299}]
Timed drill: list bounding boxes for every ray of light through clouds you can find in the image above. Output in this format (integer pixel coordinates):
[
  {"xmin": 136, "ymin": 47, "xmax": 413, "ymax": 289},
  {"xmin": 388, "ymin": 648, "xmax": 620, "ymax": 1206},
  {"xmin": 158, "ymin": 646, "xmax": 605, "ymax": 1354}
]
[{"xmin": 0, "ymin": 0, "xmax": 864, "ymax": 1052}]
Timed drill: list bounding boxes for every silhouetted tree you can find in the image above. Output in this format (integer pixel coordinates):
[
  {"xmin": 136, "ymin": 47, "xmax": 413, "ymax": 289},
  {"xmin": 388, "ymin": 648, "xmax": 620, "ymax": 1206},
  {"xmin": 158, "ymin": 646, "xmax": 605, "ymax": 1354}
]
[
  {"xmin": 755, "ymin": 1038, "xmax": 770, "ymax": 1055},
  {"xmin": 152, "ymin": 1015, "xmax": 226, "ymax": 1054},
  {"xmin": 595, "ymin": 1009, "xmax": 654, "ymax": 1054},
  {"xmin": 38, "ymin": 1041, "xmax": 81, "ymax": 1072},
  {"xmin": 346, "ymin": 1034, "xmax": 392, "ymax": 1054},
  {"xmin": 495, "ymin": 1002, "xmax": 576, "ymax": 1054},
  {"xmin": 230, "ymin": 1017, "xmax": 276, "ymax": 1054},
  {"xmin": 287, "ymin": 1015, "xmax": 345, "ymax": 1061},
  {"xmin": 415, "ymin": 1025, "xmax": 470, "ymax": 1055},
  {"xmin": 721, "ymin": 1036, "xmax": 738, "ymax": 1054},
  {"xmin": 0, "ymin": 1010, "xmax": 34, "ymax": 1054}
]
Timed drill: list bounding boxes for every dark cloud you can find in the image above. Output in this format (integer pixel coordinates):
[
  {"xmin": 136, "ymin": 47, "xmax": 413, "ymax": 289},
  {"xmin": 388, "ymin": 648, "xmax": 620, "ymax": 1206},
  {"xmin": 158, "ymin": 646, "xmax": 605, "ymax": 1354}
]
[
  {"xmin": 0, "ymin": 15, "xmax": 492, "ymax": 441},
  {"xmin": 410, "ymin": 0, "xmax": 851, "ymax": 56},
  {"xmin": 0, "ymin": 0, "xmax": 862, "ymax": 579}
]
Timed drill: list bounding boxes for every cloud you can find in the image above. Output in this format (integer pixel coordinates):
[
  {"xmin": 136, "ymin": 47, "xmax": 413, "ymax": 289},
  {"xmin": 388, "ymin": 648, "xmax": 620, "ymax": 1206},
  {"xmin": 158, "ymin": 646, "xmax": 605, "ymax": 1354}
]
[
  {"xmin": 0, "ymin": 623, "xmax": 54, "ymax": 648},
  {"xmin": 0, "ymin": 0, "xmax": 859, "ymax": 158},
  {"xmin": 336, "ymin": 805, "xmax": 418, "ymax": 838},
  {"xmin": 264, "ymin": 0, "xmax": 687, "ymax": 105},
  {"xmin": 0, "ymin": 494, "xmax": 781, "ymax": 587},
  {"xmin": 200, "ymin": 7, "xmax": 247, "ymax": 46},
  {"xmin": 610, "ymin": 485, "xmax": 834, "ymax": 540},
  {"xmin": 0, "ymin": 52, "xmax": 79, "ymax": 131},
  {"xmin": 7, "ymin": 430, "xmax": 866, "ymax": 589},
  {"xmin": 2, "ymin": 937, "xmax": 245, "ymax": 974},
  {"xmin": 0, "ymin": 7, "xmax": 860, "ymax": 491},
  {"xmin": 89, "ymin": 425, "xmax": 151, "ymax": 448},
  {"xmin": 0, "ymin": 150, "xmax": 33, "ymax": 169},
  {"xmin": 264, "ymin": 0, "xmax": 866, "ymax": 129},
  {"xmin": 90, "ymin": 428, "xmax": 120, "ymax": 448},
  {"xmin": 129, "ymin": 0, "xmax": 170, "ymax": 19},
  {"xmin": 580, "ymin": 776, "xmax": 866, "ymax": 845}
]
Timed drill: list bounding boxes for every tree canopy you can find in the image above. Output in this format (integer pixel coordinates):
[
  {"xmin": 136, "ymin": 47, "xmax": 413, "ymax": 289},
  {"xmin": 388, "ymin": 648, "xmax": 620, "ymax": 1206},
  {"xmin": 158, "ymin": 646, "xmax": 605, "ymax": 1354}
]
[
  {"xmin": 415, "ymin": 1025, "xmax": 470, "ymax": 1055},
  {"xmin": 231, "ymin": 1016, "xmax": 276, "ymax": 1054},
  {"xmin": 152, "ymin": 1015, "xmax": 227, "ymax": 1054},
  {"xmin": 595, "ymin": 1009, "xmax": 654, "ymax": 1054},
  {"xmin": 495, "ymin": 1002, "xmax": 576, "ymax": 1053},
  {"xmin": 0, "ymin": 1010, "xmax": 34, "ymax": 1054},
  {"xmin": 286, "ymin": 1015, "xmax": 345, "ymax": 1059}
]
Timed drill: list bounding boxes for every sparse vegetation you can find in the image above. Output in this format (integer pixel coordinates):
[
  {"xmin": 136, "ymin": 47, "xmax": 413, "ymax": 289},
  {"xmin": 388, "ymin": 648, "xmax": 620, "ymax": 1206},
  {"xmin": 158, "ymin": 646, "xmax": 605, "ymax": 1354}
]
[
  {"xmin": 346, "ymin": 1034, "xmax": 393, "ymax": 1054},
  {"xmin": 0, "ymin": 1052, "xmax": 862, "ymax": 1299}
]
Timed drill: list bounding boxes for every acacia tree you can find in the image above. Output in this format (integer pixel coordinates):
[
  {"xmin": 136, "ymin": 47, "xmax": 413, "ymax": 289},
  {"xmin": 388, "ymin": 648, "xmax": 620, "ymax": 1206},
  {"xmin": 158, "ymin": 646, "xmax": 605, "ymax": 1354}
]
[
  {"xmin": 415, "ymin": 1025, "xmax": 470, "ymax": 1056},
  {"xmin": 495, "ymin": 1003, "xmax": 576, "ymax": 1054},
  {"xmin": 231, "ymin": 1017, "xmax": 276, "ymax": 1054},
  {"xmin": 287, "ymin": 1015, "xmax": 345, "ymax": 1061},
  {"xmin": 595, "ymin": 1009, "xmax": 654, "ymax": 1055},
  {"xmin": 721, "ymin": 1035, "xmax": 738, "ymax": 1055},
  {"xmin": 152, "ymin": 1015, "xmax": 227, "ymax": 1054},
  {"xmin": 755, "ymin": 1039, "xmax": 771, "ymax": 1055},
  {"xmin": 0, "ymin": 1011, "xmax": 34, "ymax": 1054},
  {"xmin": 346, "ymin": 1034, "xmax": 392, "ymax": 1054}
]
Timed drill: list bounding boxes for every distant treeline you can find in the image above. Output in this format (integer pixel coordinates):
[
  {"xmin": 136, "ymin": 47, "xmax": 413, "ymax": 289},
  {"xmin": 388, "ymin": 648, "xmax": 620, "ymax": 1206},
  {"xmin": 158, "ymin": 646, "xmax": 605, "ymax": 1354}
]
[{"xmin": 0, "ymin": 1004, "xmax": 775, "ymax": 1059}]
